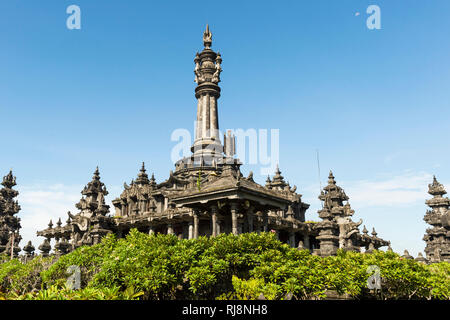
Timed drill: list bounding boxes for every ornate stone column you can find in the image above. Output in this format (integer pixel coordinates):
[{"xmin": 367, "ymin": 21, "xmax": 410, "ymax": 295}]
[
  {"xmin": 263, "ymin": 211, "xmax": 269, "ymax": 232},
  {"xmin": 211, "ymin": 205, "xmax": 218, "ymax": 237},
  {"xmin": 216, "ymin": 220, "xmax": 221, "ymax": 235},
  {"xmin": 188, "ymin": 221, "xmax": 194, "ymax": 239},
  {"xmin": 167, "ymin": 224, "xmax": 174, "ymax": 235},
  {"xmin": 247, "ymin": 207, "xmax": 254, "ymax": 233},
  {"xmin": 289, "ymin": 232, "xmax": 296, "ymax": 248},
  {"xmin": 164, "ymin": 197, "xmax": 168, "ymax": 211},
  {"xmin": 193, "ymin": 210, "xmax": 199, "ymax": 239},
  {"xmin": 303, "ymin": 234, "xmax": 310, "ymax": 250},
  {"xmin": 231, "ymin": 202, "xmax": 239, "ymax": 235}
]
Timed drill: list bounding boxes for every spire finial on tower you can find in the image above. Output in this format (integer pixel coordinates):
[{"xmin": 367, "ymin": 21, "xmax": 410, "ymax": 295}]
[
  {"xmin": 371, "ymin": 227, "xmax": 377, "ymax": 237},
  {"xmin": 362, "ymin": 225, "xmax": 368, "ymax": 234},
  {"xmin": 93, "ymin": 166, "xmax": 100, "ymax": 180},
  {"xmin": 203, "ymin": 24, "xmax": 212, "ymax": 48},
  {"xmin": 428, "ymin": 175, "xmax": 447, "ymax": 196},
  {"xmin": 328, "ymin": 171, "xmax": 336, "ymax": 185},
  {"xmin": 135, "ymin": 162, "xmax": 149, "ymax": 185}
]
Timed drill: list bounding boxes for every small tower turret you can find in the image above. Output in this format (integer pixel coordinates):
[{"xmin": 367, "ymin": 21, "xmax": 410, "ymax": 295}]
[
  {"xmin": 0, "ymin": 170, "xmax": 22, "ymax": 256},
  {"xmin": 423, "ymin": 176, "xmax": 450, "ymax": 263},
  {"xmin": 135, "ymin": 162, "xmax": 150, "ymax": 186}
]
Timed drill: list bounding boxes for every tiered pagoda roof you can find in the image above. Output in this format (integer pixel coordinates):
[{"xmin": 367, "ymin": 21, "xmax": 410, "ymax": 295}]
[
  {"xmin": 0, "ymin": 170, "xmax": 22, "ymax": 256},
  {"xmin": 423, "ymin": 176, "xmax": 450, "ymax": 263}
]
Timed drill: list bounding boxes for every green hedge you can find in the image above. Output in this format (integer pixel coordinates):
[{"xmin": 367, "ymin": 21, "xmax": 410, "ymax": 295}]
[{"xmin": 0, "ymin": 230, "xmax": 448, "ymax": 300}]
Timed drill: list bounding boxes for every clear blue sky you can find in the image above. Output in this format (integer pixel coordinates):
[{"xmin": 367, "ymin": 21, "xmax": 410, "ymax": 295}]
[{"xmin": 1, "ymin": 1, "xmax": 449, "ymax": 256}]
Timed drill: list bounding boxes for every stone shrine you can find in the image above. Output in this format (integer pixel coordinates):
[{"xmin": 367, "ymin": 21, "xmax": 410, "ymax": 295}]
[
  {"xmin": 0, "ymin": 170, "xmax": 22, "ymax": 257},
  {"xmin": 423, "ymin": 176, "xmax": 450, "ymax": 263}
]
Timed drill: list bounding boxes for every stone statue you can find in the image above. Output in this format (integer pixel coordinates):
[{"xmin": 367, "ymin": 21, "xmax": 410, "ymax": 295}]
[
  {"xmin": 211, "ymin": 53, "xmax": 222, "ymax": 83},
  {"xmin": 194, "ymin": 53, "xmax": 202, "ymax": 83}
]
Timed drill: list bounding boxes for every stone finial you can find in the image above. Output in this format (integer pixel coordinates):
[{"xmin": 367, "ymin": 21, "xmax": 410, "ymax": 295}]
[
  {"xmin": 371, "ymin": 228, "xmax": 377, "ymax": 237},
  {"xmin": 203, "ymin": 24, "xmax": 212, "ymax": 48},
  {"xmin": 328, "ymin": 171, "xmax": 336, "ymax": 185},
  {"xmin": 48, "ymin": 220, "xmax": 53, "ymax": 229},
  {"xmin": 402, "ymin": 250, "xmax": 413, "ymax": 260},
  {"xmin": 428, "ymin": 175, "xmax": 447, "ymax": 197},
  {"xmin": 362, "ymin": 225, "xmax": 368, "ymax": 234},
  {"xmin": 135, "ymin": 162, "xmax": 150, "ymax": 185},
  {"xmin": 150, "ymin": 173, "xmax": 157, "ymax": 188},
  {"xmin": 2, "ymin": 170, "xmax": 16, "ymax": 188},
  {"xmin": 38, "ymin": 239, "xmax": 51, "ymax": 256},
  {"xmin": 93, "ymin": 166, "xmax": 100, "ymax": 180},
  {"xmin": 270, "ymin": 165, "xmax": 287, "ymax": 189},
  {"xmin": 265, "ymin": 175, "xmax": 271, "ymax": 187},
  {"xmin": 23, "ymin": 241, "xmax": 35, "ymax": 257},
  {"xmin": 415, "ymin": 252, "xmax": 428, "ymax": 264},
  {"xmin": 56, "ymin": 218, "xmax": 62, "ymax": 228},
  {"xmin": 80, "ymin": 167, "xmax": 109, "ymax": 200}
]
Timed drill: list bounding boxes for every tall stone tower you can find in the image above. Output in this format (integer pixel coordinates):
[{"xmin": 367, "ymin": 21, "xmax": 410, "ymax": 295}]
[
  {"xmin": 423, "ymin": 176, "xmax": 450, "ymax": 263},
  {"xmin": 0, "ymin": 170, "xmax": 22, "ymax": 257},
  {"xmin": 191, "ymin": 24, "xmax": 224, "ymax": 162},
  {"xmin": 174, "ymin": 25, "xmax": 238, "ymax": 177}
]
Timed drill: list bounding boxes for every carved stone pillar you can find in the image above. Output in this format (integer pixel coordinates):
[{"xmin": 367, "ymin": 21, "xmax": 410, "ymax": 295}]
[
  {"xmin": 231, "ymin": 202, "xmax": 238, "ymax": 235},
  {"xmin": 289, "ymin": 232, "xmax": 295, "ymax": 248},
  {"xmin": 216, "ymin": 220, "xmax": 221, "ymax": 235},
  {"xmin": 211, "ymin": 205, "xmax": 218, "ymax": 237},
  {"xmin": 164, "ymin": 198, "xmax": 168, "ymax": 211},
  {"xmin": 193, "ymin": 211, "xmax": 199, "ymax": 239},
  {"xmin": 188, "ymin": 221, "xmax": 194, "ymax": 239},
  {"xmin": 303, "ymin": 234, "xmax": 310, "ymax": 250},
  {"xmin": 247, "ymin": 208, "xmax": 254, "ymax": 233},
  {"xmin": 167, "ymin": 224, "xmax": 174, "ymax": 235},
  {"xmin": 263, "ymin": 211, "xmax": 269, "ymax": 232}
]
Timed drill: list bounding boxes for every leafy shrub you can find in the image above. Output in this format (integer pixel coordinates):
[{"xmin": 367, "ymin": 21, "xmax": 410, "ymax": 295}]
[
  {"xmin": 0, "ymin": 255, "xmax": 56, "ymax": 295},
  {"xmin": 0, "ymin": 230, "xmax": 448, "ymax": 300}
]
